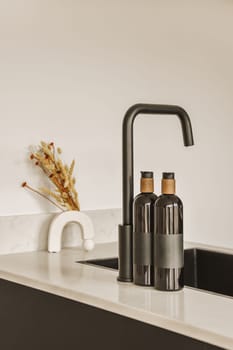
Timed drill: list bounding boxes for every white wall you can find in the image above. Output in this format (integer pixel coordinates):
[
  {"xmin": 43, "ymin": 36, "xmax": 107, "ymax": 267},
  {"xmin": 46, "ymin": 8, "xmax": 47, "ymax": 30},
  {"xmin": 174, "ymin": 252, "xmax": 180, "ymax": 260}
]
[{"xmin": 0, "ymin": 0, "xmax": 233, "ymax": 248}]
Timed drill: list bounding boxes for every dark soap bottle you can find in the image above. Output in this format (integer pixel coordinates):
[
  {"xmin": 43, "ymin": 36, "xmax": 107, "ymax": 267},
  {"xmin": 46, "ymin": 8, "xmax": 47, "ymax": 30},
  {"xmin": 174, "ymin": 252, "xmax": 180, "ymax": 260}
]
[
  {"xmin": 154, "ymin": 172, "xmax": 184, "ymax": 291},
  {"xmin": 133, "ymin": 171, "xmax": 157, "ymax": 286}
]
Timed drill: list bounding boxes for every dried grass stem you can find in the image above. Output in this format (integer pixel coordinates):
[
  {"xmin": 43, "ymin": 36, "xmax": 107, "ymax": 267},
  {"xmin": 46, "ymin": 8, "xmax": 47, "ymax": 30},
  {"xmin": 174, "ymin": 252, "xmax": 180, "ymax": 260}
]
[{"xmin": 22, "ymin": 141, "xmax": 80, "ymax": 211}]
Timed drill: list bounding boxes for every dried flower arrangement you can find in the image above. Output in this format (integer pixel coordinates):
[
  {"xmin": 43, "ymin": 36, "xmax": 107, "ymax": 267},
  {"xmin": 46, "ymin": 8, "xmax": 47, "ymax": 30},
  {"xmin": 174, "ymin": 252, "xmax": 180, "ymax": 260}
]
[{"xmin": 22, "ymin": 141, "xmax": 80, "ymax": 212}]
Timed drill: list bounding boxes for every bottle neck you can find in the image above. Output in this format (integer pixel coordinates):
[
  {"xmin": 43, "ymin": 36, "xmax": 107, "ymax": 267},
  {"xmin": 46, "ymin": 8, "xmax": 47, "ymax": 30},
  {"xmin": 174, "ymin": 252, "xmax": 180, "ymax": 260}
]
[
  {"xmin": 140, "ymin": 178, "xmax": 154, "ymax": 193},
  {"xmin": 161, "ymin": 179, "xmax": 176, "ymax": 194}
]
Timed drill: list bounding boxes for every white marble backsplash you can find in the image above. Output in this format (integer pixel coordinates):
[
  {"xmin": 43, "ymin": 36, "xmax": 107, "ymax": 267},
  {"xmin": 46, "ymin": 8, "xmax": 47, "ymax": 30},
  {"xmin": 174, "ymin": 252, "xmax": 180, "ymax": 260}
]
[{"xmin": 0, "ymin": 209, "xmax": 121, "ymax": 255}]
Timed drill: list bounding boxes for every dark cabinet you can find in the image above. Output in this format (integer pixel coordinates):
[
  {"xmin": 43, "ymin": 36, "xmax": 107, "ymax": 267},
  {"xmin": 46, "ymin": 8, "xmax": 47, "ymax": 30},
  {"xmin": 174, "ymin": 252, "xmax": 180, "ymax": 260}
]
[{"xmin": 0, "ymin": 279, "xmax": 223, "ymax": 350}]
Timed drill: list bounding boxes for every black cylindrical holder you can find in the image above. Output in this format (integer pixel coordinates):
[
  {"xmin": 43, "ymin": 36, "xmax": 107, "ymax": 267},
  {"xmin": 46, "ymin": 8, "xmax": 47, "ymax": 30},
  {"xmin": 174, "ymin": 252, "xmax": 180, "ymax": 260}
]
[{"xmin": 118, "ymin": 225, "xmax": 133, "ymax": 282}]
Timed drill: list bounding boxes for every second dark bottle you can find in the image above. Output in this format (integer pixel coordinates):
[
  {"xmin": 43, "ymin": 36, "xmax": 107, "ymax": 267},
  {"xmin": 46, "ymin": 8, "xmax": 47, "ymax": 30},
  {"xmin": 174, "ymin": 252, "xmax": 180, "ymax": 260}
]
[
  {"xmin": 133, "ymin": 171, "xmax": 157, "ymax": 286},
  {"xmin": 154, "ymin": 172, "xmax": 184, "ymax": 291}
]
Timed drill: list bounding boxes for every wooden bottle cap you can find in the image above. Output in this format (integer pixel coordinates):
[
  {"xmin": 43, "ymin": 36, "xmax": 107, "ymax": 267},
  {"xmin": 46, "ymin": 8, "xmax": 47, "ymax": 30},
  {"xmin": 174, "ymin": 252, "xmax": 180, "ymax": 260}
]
[
  {"xmin": 141, "ymin": 178, "xmax": 154, "ymax": 193},
  {"xmin": 162, "ymin": 179, "xmax": 176, "ymax": 194}
]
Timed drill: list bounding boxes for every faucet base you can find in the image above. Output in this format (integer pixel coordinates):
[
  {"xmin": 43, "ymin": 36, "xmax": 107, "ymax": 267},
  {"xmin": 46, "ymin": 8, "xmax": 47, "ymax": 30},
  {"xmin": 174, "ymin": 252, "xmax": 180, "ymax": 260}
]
[
  {"xmin": 118, "ymin": 224, "xmax": 133, "ymax": 283},
  {"xmin": 117, "ymin": 276, "xmax": 133, "ymax": 283}
]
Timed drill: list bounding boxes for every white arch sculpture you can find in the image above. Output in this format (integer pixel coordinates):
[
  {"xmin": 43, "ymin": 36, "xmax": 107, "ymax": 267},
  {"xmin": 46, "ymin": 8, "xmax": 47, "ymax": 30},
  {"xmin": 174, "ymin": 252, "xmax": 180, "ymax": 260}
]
[{"xmin": 48, "ymin": 211, "xmax": 95, "ymax": 253}]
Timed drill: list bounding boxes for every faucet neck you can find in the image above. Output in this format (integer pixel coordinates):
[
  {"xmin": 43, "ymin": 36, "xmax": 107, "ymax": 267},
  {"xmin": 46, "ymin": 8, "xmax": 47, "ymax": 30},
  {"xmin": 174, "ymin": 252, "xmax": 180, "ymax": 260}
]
[{"xmin": 122, "ymin": 103, "xmax": 194, "ymax": 226}]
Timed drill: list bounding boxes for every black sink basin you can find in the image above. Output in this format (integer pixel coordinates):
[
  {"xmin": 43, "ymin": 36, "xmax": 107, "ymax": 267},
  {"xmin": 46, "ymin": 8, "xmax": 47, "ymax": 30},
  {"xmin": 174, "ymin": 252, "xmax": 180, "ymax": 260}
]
[
  {"xmin": 78, "ymin": 248, "xmax": 233, "ymax": 298},
  {"xmin": 80, "ymin": 257, "xmax": 118, "ymax": 270},
  {"xmin": 184, "ymin": 248, "xmax": 233, "ymax": 297}
]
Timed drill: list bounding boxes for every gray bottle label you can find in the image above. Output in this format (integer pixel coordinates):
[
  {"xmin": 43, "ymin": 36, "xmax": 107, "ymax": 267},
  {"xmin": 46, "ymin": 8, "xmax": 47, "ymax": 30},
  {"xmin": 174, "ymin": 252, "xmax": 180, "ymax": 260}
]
[
  {"xmin": 133, "ymin": 232, "xmax": 153, "ymax": 265},
  {"xmin": 154, "ymin": 234, "xmax": 184, "ymax": 268}
]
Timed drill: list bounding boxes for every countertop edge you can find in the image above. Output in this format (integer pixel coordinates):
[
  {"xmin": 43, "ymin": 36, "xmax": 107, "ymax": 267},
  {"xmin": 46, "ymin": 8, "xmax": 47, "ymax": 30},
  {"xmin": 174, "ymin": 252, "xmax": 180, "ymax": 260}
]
[{"xmin": 0, "ymin": 269, "xmax": 232, "ymax": 350}]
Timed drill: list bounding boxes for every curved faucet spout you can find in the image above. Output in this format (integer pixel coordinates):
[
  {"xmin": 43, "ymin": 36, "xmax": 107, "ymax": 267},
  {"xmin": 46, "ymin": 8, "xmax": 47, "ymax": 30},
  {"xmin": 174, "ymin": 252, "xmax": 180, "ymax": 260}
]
[
  {"xmin": 118, "ymin": 103, "xmax": 194, "ymax": 283},
  {"xmin": 122, "ymin": 103, "xmax": 194, "ymax": 225}
]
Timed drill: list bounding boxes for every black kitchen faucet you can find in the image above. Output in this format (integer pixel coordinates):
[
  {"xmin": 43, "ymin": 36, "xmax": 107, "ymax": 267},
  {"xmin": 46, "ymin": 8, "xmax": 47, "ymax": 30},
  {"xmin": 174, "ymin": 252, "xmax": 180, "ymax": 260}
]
[{"xmin": 118, "ymin": 103, "xmax": 194, "ymax": 283}]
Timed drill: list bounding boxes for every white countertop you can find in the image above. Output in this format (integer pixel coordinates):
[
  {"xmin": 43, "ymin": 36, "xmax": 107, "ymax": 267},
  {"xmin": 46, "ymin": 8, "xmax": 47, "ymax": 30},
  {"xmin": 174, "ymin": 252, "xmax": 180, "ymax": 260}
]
[{"xmin": 0, "ymin": 242, "xmax": 232, "ymax": 349}]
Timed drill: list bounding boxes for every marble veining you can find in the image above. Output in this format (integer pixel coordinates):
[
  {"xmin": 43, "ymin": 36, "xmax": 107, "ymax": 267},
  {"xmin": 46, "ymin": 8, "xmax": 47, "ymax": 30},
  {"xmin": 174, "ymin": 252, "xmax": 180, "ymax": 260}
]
[{"xmin": 0, "ymin": 209, "xmax": 121, "ymax": 255}]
